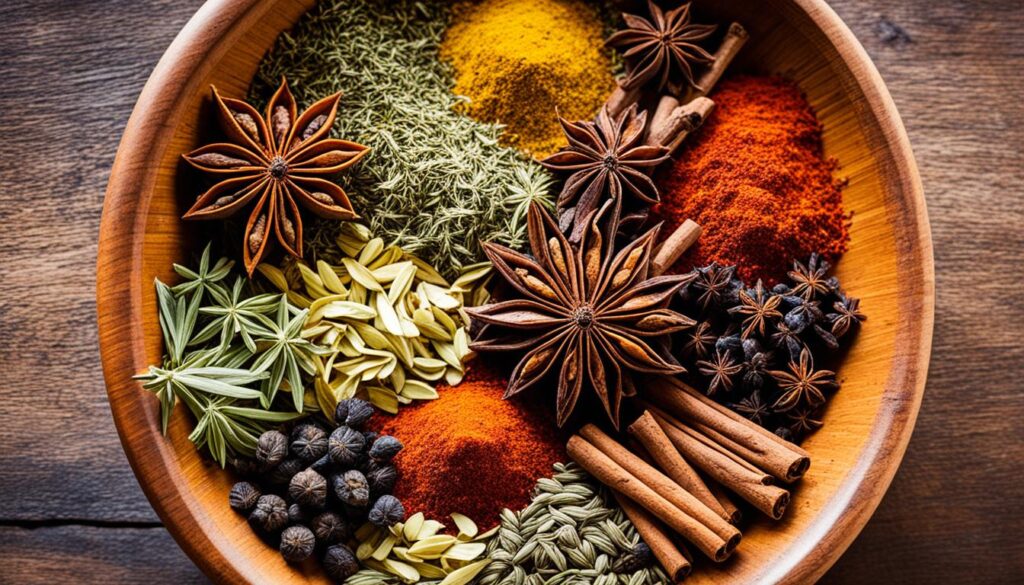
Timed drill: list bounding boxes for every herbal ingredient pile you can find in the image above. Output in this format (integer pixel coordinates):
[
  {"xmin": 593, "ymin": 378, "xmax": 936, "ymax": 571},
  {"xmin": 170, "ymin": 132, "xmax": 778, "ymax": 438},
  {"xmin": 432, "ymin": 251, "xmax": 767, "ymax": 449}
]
[{"xmin": 138, "ymin": 1, "xmax": 865, "ymax": 583}]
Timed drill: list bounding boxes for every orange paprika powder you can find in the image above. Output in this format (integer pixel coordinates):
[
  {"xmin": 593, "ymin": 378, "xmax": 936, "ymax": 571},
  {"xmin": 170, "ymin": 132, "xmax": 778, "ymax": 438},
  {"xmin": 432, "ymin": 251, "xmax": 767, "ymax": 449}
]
[
  {"xmin": 377, "ymin": 363, "xmax": 564, "ymax": 529},
  {"xmin": 654, "ymin": 75, "xmax": 849, "ymax": 283}
]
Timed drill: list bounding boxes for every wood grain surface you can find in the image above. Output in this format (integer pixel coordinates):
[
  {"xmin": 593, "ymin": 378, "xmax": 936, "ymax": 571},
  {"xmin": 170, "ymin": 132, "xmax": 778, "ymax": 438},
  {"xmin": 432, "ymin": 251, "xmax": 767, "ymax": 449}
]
[{"xmin": 0, "ymin": 0, "xmax": 1019, "ymax": 583}]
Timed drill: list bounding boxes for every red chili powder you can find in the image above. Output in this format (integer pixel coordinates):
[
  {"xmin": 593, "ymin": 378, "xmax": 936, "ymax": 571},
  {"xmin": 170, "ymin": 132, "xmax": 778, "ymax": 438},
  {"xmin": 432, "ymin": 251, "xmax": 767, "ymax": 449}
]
[
  {"xmin": 654, "ymin": 75, "xmax": 849, "ymax": 283},
  {"xmin": 377, "ymin": 362, "xmax": 564, "ymax": 529}
]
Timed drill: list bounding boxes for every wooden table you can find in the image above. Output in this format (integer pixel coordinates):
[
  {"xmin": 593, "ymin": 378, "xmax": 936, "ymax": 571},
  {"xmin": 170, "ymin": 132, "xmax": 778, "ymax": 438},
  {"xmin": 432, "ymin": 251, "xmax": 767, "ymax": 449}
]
[{"xmin": 0, "ymin": 0, "xmax": 1020, "ymax": 582}]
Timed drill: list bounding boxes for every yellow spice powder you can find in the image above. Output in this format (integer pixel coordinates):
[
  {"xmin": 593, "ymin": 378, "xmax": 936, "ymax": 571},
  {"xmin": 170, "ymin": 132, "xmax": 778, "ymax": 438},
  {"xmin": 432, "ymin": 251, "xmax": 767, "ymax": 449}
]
[{"xmin": 441, "ymin": 0, "xmax": 615, "ymax": 158}]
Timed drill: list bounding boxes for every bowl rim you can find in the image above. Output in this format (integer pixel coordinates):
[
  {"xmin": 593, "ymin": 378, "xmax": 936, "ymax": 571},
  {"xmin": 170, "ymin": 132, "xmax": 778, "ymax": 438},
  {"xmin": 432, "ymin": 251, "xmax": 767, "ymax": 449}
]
[{"xmin": 96, "ymin": 0, "xmax": 934, "ymax": 582}]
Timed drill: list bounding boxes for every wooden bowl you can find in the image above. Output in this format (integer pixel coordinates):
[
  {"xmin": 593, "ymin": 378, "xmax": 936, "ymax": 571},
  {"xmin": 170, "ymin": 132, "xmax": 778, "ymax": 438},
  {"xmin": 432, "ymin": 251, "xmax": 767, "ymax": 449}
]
[{"xmin": 97, "ymin": 0, "xmax": 934, "ymax": 582}]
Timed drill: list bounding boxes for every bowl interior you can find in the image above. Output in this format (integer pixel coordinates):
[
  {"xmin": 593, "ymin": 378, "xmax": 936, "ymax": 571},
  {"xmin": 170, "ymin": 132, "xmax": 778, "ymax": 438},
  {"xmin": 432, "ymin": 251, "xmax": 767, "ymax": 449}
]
[{"xmin": 99, "ymin": 0, "xmax": 932, "ymax": 583}]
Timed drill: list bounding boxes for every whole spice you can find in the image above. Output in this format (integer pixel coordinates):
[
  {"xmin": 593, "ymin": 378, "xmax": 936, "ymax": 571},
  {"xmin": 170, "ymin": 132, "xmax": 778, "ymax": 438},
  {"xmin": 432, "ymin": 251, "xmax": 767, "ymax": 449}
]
[
  {"xmin": 441, "ymin": 0, "xmax": 615, "ymax": 158},
  {"xmin": 328, "ymin": 426, "xmax": 366, "ymax": 467},
  {"xmin": 368, "ymin": 435, "xmax": 403, "ymax": 462},
  {"xmin": 323, "ymin": 544, "xmax": 360, "ymax": 581},
  {"xmin": 368, "ymin": 494, "xmax": 405, "ymax": 527},
  {"xmin": 249, "ymin": 494, "xmax": 289, "ymax": 533},
  {"xmin": 467, "ymin": 202, "xmax": 695, "ymax": 427},
  {"xmin": 540, "ymin": 105, "xmax": 668, "ymax": 240},
  {"xmin": 311, "ymin": 511, "xmax": 351, "ymax": 545},
  {"xmin": 256, "ymin": 430, "xmax": 289, "ymax": 469},
  {"xmin": 290, "ymin": 424, "xmax": 328, "ymax": 462},
  {"xmin": 228, "ymin": 481, "xmax": 261, "ymax": 513},
  {"xmin": 289, "ymin": 468, "xmax": 328, "ymax": 509},
  {"xmin": 182, "ymin": 78, "xmax": 369, "ymax": 275},
  {"xmin": 334, "ymin": 469, "xmax": 371, "ymax": 508},
  {"xmin": 280, "ymin": 525, "xmax": 317, "ymax": 563},
  {"xmin": 606, "ymin": 1, "xmax": 717, "ymax": 93},
  {"xmin": 255, "ymin": 0, "xmax": 553, "ymax": 276},
  {"xmin": 654, "ymin": 76, "xmax": 849, "ymax": 282},
  {"xmin": 377, "ymin": 364, "xmax": 564, "ymax": 529}
]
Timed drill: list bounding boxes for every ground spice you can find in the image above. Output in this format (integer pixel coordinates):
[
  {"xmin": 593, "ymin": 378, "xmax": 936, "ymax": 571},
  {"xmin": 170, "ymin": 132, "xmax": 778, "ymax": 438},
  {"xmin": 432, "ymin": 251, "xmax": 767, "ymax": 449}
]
[
  {"xmin": 441, "ymin": 0, "xmax": 615, "ymax": 158},
  {"xmin": 377, "ymin": 363, "xmax": 565, "ymax": 529},
  {"xmin": 654, "ymin": 75, "xmax": 849, "ymax": 283}
]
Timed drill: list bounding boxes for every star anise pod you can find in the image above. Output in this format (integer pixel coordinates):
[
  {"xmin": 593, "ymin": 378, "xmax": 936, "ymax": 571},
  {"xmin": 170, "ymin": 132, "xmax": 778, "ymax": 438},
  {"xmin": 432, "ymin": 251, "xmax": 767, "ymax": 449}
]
[
  {"xmin": 828, "ymin": 293, "xmax": 866, "ymax": 338},
  {"xmin": 787, "ymin": 407, "xmax": 824, "ymax": 436},
  {"xmin": 728, "ymin": 280, "xmax": 783, "ymax": 339},
  {"xmin": 769, "ymin": 348, "xmax": 836, "ymax": 412},
  {"xmin": 770, "ymin": 322, "xmax": 806, "ymax": 361},
  {"xmin": 730, "ymin": 390, "xmax": 770, "ymax": 425},
  {"xmin": 696, "ymin": 349, "xmax": 742, "ymax": 396},
  {"xmin": 691, "ymin": 263, "xmax": 738, "ymax": 311},
  {"xmin": 182, "ymin": 78, "xmax": 369, "ymax": 275},
  {"xmin": 540, "ymin": 105, "xmax": 668, "ymax": 241},
  {"xmin": 682, "ymin": 320, "xmax": 716, "ymax": 359},
  {"xmin": 787, "ymin": 253, "xmax": 837, "ymax": 300},
  {"xmin": 466, "ymin": 202, "xmax": 695, "ymax": 428},
  {"xmin": 605, "ymin": 1, "xmax": 716, "ymax": 93}
]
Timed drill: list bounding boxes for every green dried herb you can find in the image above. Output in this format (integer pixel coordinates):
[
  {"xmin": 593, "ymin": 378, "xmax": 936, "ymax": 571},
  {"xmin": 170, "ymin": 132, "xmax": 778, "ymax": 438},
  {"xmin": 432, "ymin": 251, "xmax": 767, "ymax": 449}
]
[{"xmin": 252, "ymin": 0, "xmax": 554, "ymax": 278}]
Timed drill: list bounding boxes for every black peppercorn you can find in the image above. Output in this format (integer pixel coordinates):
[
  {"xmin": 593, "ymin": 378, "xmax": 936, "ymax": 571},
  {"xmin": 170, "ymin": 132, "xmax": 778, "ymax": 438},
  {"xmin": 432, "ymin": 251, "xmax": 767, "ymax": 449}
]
[
  {"xmin": 311, "ymin": 512, "xmax": 351, "ymax": 545},
  {"xmin": 341, "ymin": 398, "xmax": 374, "ymax": 429},
  {"xmin": 229, "ymin": 456, "xmax": 261, "ymax": 477},
  {"xmin": 289, "ymin": 469, "xmax": 328, "ymax": 509},
  {"xmin": 291, "ymin": 424, "xmax": 328, "ymax": 463},
  {"xmin": 368, "ymin": 494, "xmax": 405, "ymax": 527},
  {"xmin": 368, "ymin": 435, "xmax": 403, "ymax": 462},
  {"xmin": 328, "ymin": 426, "xmax": 366, "ymax": 467},
  {"xmin": 323, "ymin": 544, "xmax": 359, "ymax": 581},
  {"xmin": 287, "ymin": 503, "xmax": 309, "ymax": 525},
  {"xmin": 333, "ymin": 470, "xmax": 370, "ymax": 507},
  {"xmin": 612, "ymin": 542, "xmax": 652, "ymax": 573},
  {"xmin": 255, "ymin": 430, "xmax": 289, "ymax": 469},
  {"xmin": 365, "ymin": 462, "xmax": 398, "ymax": 496},
  {"xmin": 249, "ymin": 494, "xmax": 289, "ymax": 534},
  {"xmin": 279, "ymin": 525, "xmax": 316, "ymax": 563},
  {"xmin": 228, "ymin": 481, "xmax": 261, "ymax": 514},
  {"xmin": 309, "ymin": 453, "xmax": 333, "ymax": 475},
  {"xmin": 268, "ymin": 457, "xmax": 305, "ymax": 486}
]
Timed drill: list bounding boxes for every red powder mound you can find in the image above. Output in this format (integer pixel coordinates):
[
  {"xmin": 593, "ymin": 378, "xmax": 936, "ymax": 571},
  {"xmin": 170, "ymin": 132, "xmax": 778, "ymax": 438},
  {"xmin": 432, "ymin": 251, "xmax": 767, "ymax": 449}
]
[
  {"xmin": 377, "ymin": 363, "xmax": 564, "ymax": 530},
  {"xmin": 654, "ymin": 75, "xmax": 849, "ymax": 283}
]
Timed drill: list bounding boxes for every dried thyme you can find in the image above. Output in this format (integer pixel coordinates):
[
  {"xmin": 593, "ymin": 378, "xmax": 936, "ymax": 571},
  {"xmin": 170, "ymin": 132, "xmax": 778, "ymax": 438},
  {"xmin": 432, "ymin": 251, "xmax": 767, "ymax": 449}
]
[{"xmin": 253, "ymin": 0, "xmax": 554, "ymax": 278}]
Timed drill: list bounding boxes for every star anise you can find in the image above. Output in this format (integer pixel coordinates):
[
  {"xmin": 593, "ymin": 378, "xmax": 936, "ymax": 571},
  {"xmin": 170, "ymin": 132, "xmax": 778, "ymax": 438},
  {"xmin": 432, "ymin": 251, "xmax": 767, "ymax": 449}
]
[
  {"xmin": 728, "ymin": 280, "xmax": 783, "ymax": 339},
  {"xmin": 770, "ymin": 322, "xmax": 806, "ymax": 361},
  {"xmin": 696, "ymin": 349, "xmax": 742, "ymax": 396},
  {"xmin": 182, "ymin": 78, "xmax": 369, "ymax": 275},
  {"xmin": 605, "ymin": 1, "xmax": 717, "ymax": 93},
  {"xmin": 466, "ymin": 202, "xmax": 695, "ymax": 428},
  {"xmin": 682, "ymin": 320, "xmax": 716, "ymax": 359},
  {"xmin": 541, "ymin": 105, "xmax": 668, "ymax": 241},
  {"xmin": 731, "ymin": 391, "xmax": 770, "ymax": 425},
  {"xmin": 787, "ymin": 253, "xmax": 837, "ymax": 300},
  {"xmin": 691, "ymin": 263, "xmax": 738, "ymax": 311},
  {"xmin": 769, "ymin": 348, "xmax": 836, "ymax": 412},
  {"xmin": 828, "ymin": 294, "xmax": 866, "ymax": 338},
  {"xmin": 787, "ymin": 407, "xmax": 824, "ymax": 436}
]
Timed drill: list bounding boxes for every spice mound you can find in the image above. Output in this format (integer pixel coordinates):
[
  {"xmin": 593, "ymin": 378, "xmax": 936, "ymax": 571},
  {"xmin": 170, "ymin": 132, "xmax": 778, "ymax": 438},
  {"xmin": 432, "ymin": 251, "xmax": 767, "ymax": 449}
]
[
  {"xmin": 655, "ymin": 75, "xmax": 849, "ymax": 282},
  {"xmin": 441, "ymin": 0, "xmax": 615, "ymax": 158},
  {"xmin": 378, "ymin": 363, "xmax": 564, "ymax": 529}
]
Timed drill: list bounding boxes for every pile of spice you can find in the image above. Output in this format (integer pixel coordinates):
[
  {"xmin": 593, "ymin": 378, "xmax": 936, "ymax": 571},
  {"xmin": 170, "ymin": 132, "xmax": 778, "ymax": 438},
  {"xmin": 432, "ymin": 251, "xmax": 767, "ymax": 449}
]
[
  {"xmin": 253, "ymin": 0, "xmax": 554, "ymax": 278},
  {"xmin": 378, "ymin": 363, "xmax": 565, "ymax": 529},
  {"xmin": 677, "ymin": 255, "xmax": 865, "ymax": 442},
  {"xmin": 654, "ymin": 75, "xmax": 849, "ymax": 283},
  {"xmin": 441, "ymin": 0, "xmax": 615, "ymax": 158}
]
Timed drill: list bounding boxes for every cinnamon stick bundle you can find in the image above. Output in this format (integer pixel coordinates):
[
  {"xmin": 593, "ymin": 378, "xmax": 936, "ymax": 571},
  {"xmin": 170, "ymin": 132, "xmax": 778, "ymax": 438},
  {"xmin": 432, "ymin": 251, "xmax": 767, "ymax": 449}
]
[
  {"xmin": 647, "ymin": 407, "xmax": 790, "ymax": 520},
  {"xmin": 646, "ymin": 377, "xmax": 810, "ymax": 483},
  {"xmin": 613, "ymin": 492, "xmax": 692, "ymax": 582},
  {"xmin": 567, "ymin": 433, "xmax": 740, "ymax": 561},
  {"xmin": 628, "ymin": 411, "xmax": 729, "ymax": 523},
  {"xmin": 707, "ymin": 479, "xmax": 743, "ymax": 525}
]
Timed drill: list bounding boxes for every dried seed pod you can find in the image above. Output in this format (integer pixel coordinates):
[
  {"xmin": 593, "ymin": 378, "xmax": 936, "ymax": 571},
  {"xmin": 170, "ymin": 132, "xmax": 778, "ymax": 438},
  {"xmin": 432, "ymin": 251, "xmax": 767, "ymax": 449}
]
[
  {"xmin": 368, "ymin": 435, "xmax": 403, "ymax": 462},
  {"xmin": 279, "ymin": 525, "xmax": 316, "ymax": 563},
  {"xmin": 255, "ymin": 430, "xmax": 288, "ymax": 469},
  {"xmin": 249, "ymin": 494, "xmax": 288, "ymax": 534},
  {"xmin": 233, "ymin": 112, "xmax": 259, "ymax": 140},
  {"xmin": 328, "ymin": 426, "xmax": 366, "ymax": 467},
  {"xmin": 611, "ymin": 542, "xmax": 652, "ymax": 573},
  {"xmin": 311, "ymin": 511, "xmax": 351, "ymax": 545},
  {"xmin": 287, "ymin": 503, "xmax": 309, "ymax": 525},
  {"xmin": 228, "ymin": 481, "xmax": 261, "ymax": 513},
  {"xmin": 368, "ymin": 494, "xmax": 405, "ymax": 528},
  {"xmin": 333, "ymin": 470, "xmax": 370, "ymax": 508},
  {"xmin": 309, "ymin": 453, "xmax": 333, "ymax": 475},
  {"xmin": 365, "ymin": 462, "xmax": 398, "ymax": 496},
  {"xmin": 290, "ymin": 424, "xmax": 328, "ymax": 463},
  {"xmin": 268, "ymin": 458, "xmax": 304, "ymax": 486},
  {"xmin": 301, "ymin": 114, "xmax": 328, "ymax": 142},
  {"xmin": 343, "ymin": 398, "xmax": 375, "ymax": 429},
  {"xmin": 288, "ymin": 469, "xmax": 328, "ymax": 509},
  {"xmin": 323, "ymin": 544, "xmax": 359, "ymax": 581}
]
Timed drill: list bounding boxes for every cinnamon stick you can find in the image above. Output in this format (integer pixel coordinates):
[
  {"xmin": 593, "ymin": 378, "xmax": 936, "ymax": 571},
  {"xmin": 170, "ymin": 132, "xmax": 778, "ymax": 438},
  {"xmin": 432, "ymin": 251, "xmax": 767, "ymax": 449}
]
[
  {"xmin": 646, "ymin": 376, "xmax": 810, "ymax": 482},
  {"xmin": 605, "ymin": 83, "xmax": 643, "ymax": 118},
  {"xmin": 690, "ymin": 22, "xmax": 749, "ymax": 101},
  {"xmin": 567, "ymin": 435, "xmax": 737, "ymax": 561},
  {"xmin": 707, "ymin": 478, "xmax": 743, "ymax": 525},
  {"xmin": 647, "ymin": 97, "xmax": 714, "ymax": 151},
  {"xmin": 647, "ymin": 407, "xmax": 790, "ymax": 520},
  {"xmin": 628, "ymin": 411, "xmax": 729, "ymax": 523},
  {"xmin": 651, "ymin": 219, "xmax": 702, "ymax": 277},
  {"xmin": 614, "ymin": 492, "xmax": 692, "ymax": 582},
  {"xmin": 578, "ymin": 425, "xmax": 740, "ymax": 544}
]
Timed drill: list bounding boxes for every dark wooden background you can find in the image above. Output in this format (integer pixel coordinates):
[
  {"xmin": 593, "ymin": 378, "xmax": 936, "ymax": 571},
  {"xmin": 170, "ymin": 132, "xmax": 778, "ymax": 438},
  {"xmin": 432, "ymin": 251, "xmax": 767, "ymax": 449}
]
[{"xmin": 0, "ymin": 0, "xmax": 1021, "ymax": 582}]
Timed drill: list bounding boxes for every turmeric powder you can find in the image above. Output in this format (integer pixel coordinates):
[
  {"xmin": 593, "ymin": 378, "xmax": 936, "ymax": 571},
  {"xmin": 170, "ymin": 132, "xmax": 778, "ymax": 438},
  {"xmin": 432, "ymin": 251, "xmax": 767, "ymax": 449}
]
[{"xmin": 441, "ymin": 0, "xmax": 615, "ymax": 158}]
